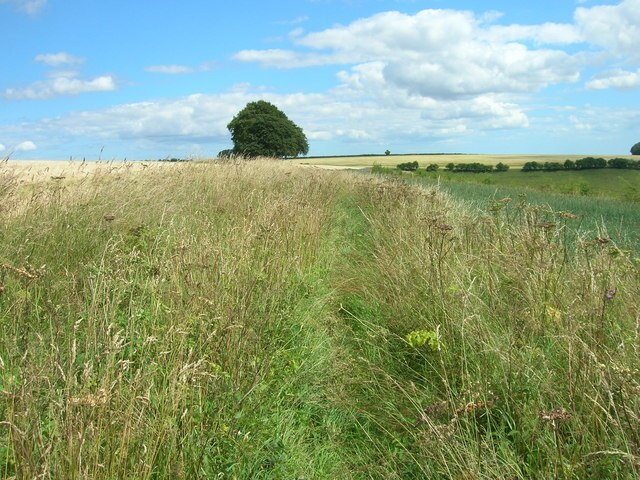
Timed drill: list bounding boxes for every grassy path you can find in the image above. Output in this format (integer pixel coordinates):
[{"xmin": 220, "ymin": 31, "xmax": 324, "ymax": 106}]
[{"xmin": 1, "ymin": 162, "xmax": 640, "ymax": 478}]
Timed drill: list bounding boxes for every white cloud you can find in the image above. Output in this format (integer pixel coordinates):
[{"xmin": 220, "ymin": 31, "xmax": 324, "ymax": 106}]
[
  {"xmin": 0, "ymin": 144, "xmax": 5, "ymax": 152},
  {"xmin": 5, "ymin": 74, "xmax": 117, "ymax": 100},
  {"xmin": 0, "ymin": 0, "xmax": 46, "ymax": 15},
  {"xmin": 35, "ymin": 52, "xmax": 84, "ymax": 66},
  {"xmin": 586, "ymin": 69, "xmax": 640, "ymax": 89},
  {"xmin": 575, "ymin": 0, "xmax": 640, "ymax": 61},
  {"xmin": 484, "ymin": 23, "xmax": 583, "ymax": 44},
  {"xmin": 235, "ymin": 9, "xmax": 582, "ymax": 100},
  {"xmin": 0, "ymin": 83, "xmax": 531, "ymax": 156},
  {"xmin": 146, "ymin": 65, "xmax": 195, "ymax": 74},
  {"xmin": 145, "ymin": 61, "xmax": 216, "ymax": 74},
  {"xmin": 15, "ymin": 141, "xmax": 36, "ymax": 151}
]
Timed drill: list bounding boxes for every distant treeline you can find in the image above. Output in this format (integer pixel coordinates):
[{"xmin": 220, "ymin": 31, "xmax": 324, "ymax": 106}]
[
  {"xmin": 158, "ymin": 157, "xmax": 191, "ymax": 162},
  {"xmin": 395, "ymin": 161, "xmax": 509, "ymax": 173},
  {"xmin": 522, "ymin": 157, "xmax": 639, "ymax": 171},
  {"xmin": 304, "ymin": 152, "xmax": 466, "ymax": 159}
]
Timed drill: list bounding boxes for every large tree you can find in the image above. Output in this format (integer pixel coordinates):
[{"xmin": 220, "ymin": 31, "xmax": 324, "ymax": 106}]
[
  {"xmin": 227, "ymin": 101, "xmax": 309, "ymax": 158},
  {"xmin": 631, "ymin": 142, "xmax": 640, "ymax": 155}
]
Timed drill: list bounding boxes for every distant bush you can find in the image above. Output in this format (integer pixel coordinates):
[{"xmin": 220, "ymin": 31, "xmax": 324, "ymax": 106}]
[
  {"xmin": 564, "ymin": 159, "xmax": 575, "ymax": 170},
  {"xmin": 575, "ymin": 157, "xmax": 607, "ymax": 170},
  {"xmin": 449, "ymin": 163, "xmax": 494, "ymax": 173},
  {"xmin": 218, "ymin": 149, "xmax": 235, "ymax": 159},
  {"xmin": 607, "ymin": 157, "xmax": 640, "ymax": 169},
  {"xmin": 445, "ymin": 163, "xmax": 455, "ymax": 171},
  {"xmin": 425, "ymin": 164, "xmax": 439, "ymax": 172},
  {"xmin": 371, "ymin": 163, "xmax": 388, "ymax": 174},
  {"xmin": 522, "ymin": 161, "xmax": 542, "ymax": 172},
  {"xmin": 495, "ymin": 162, "xmax": 509, "ymax": 172},
  {"xmin": 543, "ymin": 162, "xmax": 564, "ymax": 171},
  {"xmin": 397, "ymin": 161, "xmax": 419, "ymax": 171}
]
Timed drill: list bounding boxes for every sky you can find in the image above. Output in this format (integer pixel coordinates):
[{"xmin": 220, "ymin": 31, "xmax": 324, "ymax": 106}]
[{"xmin": 1, "ymin": 0, "xmax": 639, "ymax": 159}]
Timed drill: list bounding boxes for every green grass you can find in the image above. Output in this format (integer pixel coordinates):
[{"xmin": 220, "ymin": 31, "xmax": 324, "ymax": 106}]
[
  {"xmin": 413, "ymin": 168, "xmax": 640, "ymax": 202},
  {"xmin": 1, "ymin": 161, "xmax": 640, "ymax": 478},
  {"xmin": 372, "ymin": 167, "xmax": 640, "ymax": 251}
]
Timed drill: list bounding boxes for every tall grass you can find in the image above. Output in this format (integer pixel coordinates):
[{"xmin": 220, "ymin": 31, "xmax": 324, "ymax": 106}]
[{"xmin": 1, "ymin": 160, "xmax": 639, "ymax": 478}]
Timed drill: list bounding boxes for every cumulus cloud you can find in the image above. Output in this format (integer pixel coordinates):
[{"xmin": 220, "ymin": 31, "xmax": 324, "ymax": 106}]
[
  {"xmin": 15, "ymin": 141, "xmax": 37, "ymax": 151},
  {"xmin": 484, "ymin": 23, "xmax": 583, "ymax": 44},
  {"xmin": 235, "ymin": 9, "xmax": 582, "ymax": 100},
  {"xmin": 5, "ymin": 74, "xmax": 117, "ymax": 100},
  {"xmin": 575, "ymin": 0, "xmax": 640, "ymax": 61},
  {"xmin": 146, "ymin": 65, "xmax": 194, "ymax": 74},
  {"xmin": 586, "ymin": 69, "xmax": 640, "ymax": 89},
  {"xmin": 5, "ymin": 53, "xmax": 117, "ymax": 100},
  {"xmin": 35, "ymin": 52, "xmax": 84, "ymax": 66},
  {"xmin": 0, "ymin": 0, "xmax": 46, "ymax": 15},
  {"xmin": 0, "ymin": 82, "xmax": 531, "ymax": 157}
]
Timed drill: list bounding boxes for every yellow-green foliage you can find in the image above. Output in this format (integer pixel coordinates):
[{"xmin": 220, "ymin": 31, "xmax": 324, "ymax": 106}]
[{"xmin": 1, "ymin": 160, "xmax": 639, "ymax": 479}]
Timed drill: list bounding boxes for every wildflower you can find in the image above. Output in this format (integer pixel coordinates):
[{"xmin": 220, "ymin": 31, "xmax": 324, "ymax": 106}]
[
  {"xmin": 605, "ymin": 288, "xmax": 617, "ymax": 301},
  {"xmin": 546, "ymin": 306, "xmax": 562, "ymax": 322}
]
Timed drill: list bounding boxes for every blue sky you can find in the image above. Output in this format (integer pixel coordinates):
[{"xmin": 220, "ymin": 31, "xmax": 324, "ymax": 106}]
[{"xmin": 1, "ymin": 0, "xmax": 639, "ymax": 159}]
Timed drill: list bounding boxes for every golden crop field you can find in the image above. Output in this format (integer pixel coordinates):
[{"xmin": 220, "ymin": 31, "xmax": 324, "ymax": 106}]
[{"xmin": 293, "ymin": 153, "xmax": 635, "ymax": 168}]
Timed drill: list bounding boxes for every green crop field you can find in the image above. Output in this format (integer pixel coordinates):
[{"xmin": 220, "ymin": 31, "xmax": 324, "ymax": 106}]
[
  {"xmin": 1, "ymin": 160, "xmax": 640, "ymax": 479},
  {"xmin": 407, "ymin": 168, "xmax": 640, "ymax": 202}
]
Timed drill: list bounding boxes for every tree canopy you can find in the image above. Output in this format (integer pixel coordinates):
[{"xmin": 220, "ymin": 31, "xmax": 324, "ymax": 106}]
[
  {"xmin": 227, "ymin": 101, "xmax": 309, "ymax": 158},
  {"xmin": 631, "ymin": 142, "xmax": 640, "ymax": 155}
]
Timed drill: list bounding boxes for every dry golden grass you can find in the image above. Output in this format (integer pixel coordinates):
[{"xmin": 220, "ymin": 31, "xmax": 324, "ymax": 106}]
[
  {"xmin": 293, "ymin": 154, "xmax": 636, "ymax": 168},
  {"xmin": 1, "ymin": 159, "xmax": 187, "ymax": 185}
]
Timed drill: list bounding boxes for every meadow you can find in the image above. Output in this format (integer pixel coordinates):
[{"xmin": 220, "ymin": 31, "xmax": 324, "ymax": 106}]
[{"xmin": 1, "ymin": 159, "xmax": 639, "ymax": 479}]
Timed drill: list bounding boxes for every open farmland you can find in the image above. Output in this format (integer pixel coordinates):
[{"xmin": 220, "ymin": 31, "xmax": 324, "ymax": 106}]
[
  {"xmin": 293, "ymin": 153, "xmax": 636, "ymax": 168},
  {"xmin": 1, "ymin": 160, "xmax": 639, "ymax": 479}
]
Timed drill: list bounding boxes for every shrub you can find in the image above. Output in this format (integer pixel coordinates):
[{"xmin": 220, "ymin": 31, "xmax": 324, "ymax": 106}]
[
  {"xmin": 564, "ymin": 159, "xmax": 575, "ymax": 170},
  {"xmin": 575, "ymin": 157, "xmax": 607, "ymax": 170},
  {"xmin": 495, "ymin": 162, "xmax": 509, "ymax": 172},
  {"xmin": 522, "ymin": 161, "xmax": 541, "ymax": 172},
  {"xmin": 608, "ymin": 157, "xmax": 630, "ymax": 169},
  {"xmin": 451, "ymin": 163, "xmax": 493, "ymax": 173},
  {"xmin": 425, "ymin": 164, "xmax": 439, "ymax": 172},
  {"xmin": 543, "ymin": 162, "xmax": 564, "ymax": 171},
  {"xmin": 218, "ymin": 149, "xmax": 235, "ymax": 159},
  {"xmin": 385, "ymin": 149, "xmax": 391, "ymax": 156},
  {"xmin": 397, "ymin": 161, "xmax": 419, "ymax": 171},
  {"xmin": 371, "ymin": 163, "xmax": 387, "ymax": 174},
  {"xmin": 631, "ymin": 142, "xmax": 640, "ymax": 155},
  {"xmin": 445, "ymin": 162, "xmax": 455, "ymax": 171}
]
